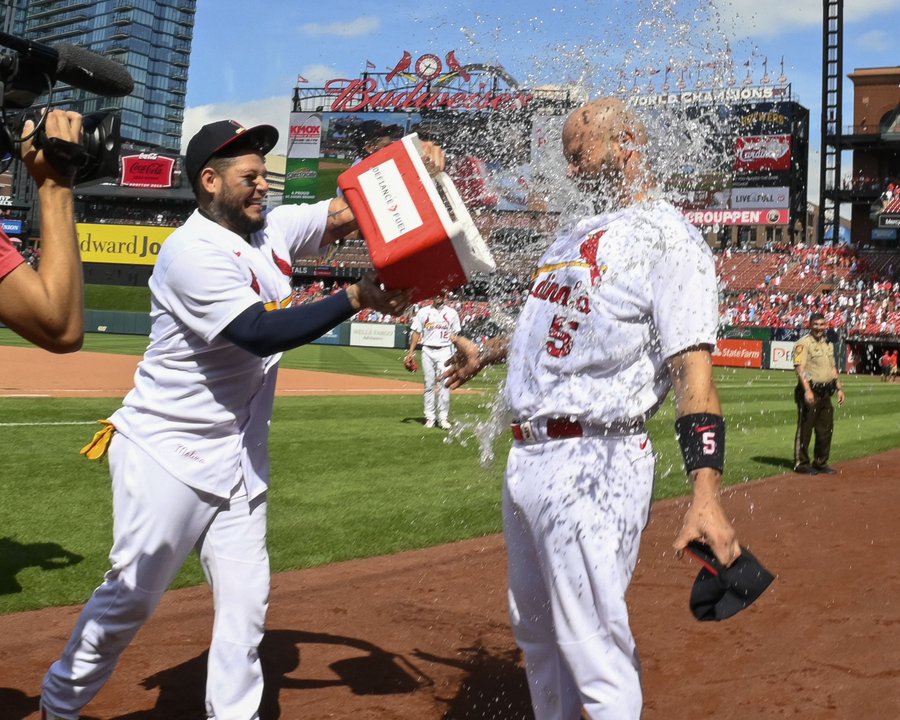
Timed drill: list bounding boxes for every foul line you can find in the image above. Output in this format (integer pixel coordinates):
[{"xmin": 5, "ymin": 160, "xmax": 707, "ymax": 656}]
[{"xmin": 0, "ymin": 421, "xmax": 97, "ymax": 427}]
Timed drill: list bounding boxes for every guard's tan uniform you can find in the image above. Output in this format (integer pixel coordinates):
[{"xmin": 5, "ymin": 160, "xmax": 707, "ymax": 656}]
[{"xmin": 793, "ymin": 334, "xmax": 837, "ymax": 470}]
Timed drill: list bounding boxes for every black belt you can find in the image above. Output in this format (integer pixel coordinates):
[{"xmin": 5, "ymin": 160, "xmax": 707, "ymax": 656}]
[{"xmin": 510, "ymin": 417, "xmax": 645, "ymax": 443}]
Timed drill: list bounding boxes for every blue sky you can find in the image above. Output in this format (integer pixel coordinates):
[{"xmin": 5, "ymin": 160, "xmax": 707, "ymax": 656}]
[{"xmin": 182, "ymin": 0, "xmax": 900, "ymax": 202}]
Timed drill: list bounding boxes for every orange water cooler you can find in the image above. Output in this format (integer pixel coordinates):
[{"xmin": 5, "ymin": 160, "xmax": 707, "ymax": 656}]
[{"xmin": 337, "ymin": 134, "xmax": 495, "ymax": 302}]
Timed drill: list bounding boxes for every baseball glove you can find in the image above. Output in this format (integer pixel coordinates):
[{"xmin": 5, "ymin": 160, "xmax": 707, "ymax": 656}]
[{"xmin": 403, "ymin": 354, "xmax": 418, "ymax": 372}]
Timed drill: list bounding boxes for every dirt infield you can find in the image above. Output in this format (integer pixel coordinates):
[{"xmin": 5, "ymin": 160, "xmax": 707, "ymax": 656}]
[
  {"xmin": 0, "ymin": 346, "xmax": 425, "ymax": 398},
  {"xmin": 0, "ymin": 347, "xmax": 898, "ymax": 719},
  {"xmin": 1, "ymin": 457, "xmax": 898, "ymax": 720}
]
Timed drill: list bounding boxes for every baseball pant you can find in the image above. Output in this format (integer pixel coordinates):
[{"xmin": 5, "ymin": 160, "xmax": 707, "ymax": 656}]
[
  {"xmin": 793, "ymin": 385, "xmax": 834, "ymax": 468},
  {"xmin": 503, "ymin": 433, "xmax": 655, "ymax": 720},
  {"xmin": 42, "ymin": 433, "xmax": 270, "ymax": 720},
  {"xmin": 421, "ymin": 345, "xmax": 453, "ymax": 423}
]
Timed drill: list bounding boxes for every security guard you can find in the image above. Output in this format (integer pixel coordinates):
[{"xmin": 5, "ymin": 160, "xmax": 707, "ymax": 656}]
[{"xmin": 793, "ymin": 312, "xmax": 846, "ymax": 474}]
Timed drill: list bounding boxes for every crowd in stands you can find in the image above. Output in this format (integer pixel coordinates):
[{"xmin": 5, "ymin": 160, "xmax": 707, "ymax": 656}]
[
  {"xmin": 78, "ymin": 202, "xmax": 188, "ymax": 227},
  {"xmin": 718, "ymin": 243, "xmax": 899, "ymax": 338},
  {"xmin": 291, "ymin": 241, "xmax": 900, "ymax": 341}
]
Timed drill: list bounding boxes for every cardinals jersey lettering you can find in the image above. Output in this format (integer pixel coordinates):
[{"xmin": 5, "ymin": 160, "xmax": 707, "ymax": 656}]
[{"xmin": 504, "ymin": 200, "xmax": 718, "ymax": 425}]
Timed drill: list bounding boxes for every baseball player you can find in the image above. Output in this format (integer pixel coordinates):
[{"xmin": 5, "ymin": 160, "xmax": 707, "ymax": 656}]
[
  {"xmin": 405, "ymin": 289, "xmax": 462, "ymax": 429},
  {"xmin": 792, "ymin": 312, "xmax": 845, "ymax": 474},
  {"xmin": 443, "ymin": 98, "xmax": 741, "ymax": 720},
  {"xmin": 40, "ymin": 120, "xmax": 444, "ymax": 720}
]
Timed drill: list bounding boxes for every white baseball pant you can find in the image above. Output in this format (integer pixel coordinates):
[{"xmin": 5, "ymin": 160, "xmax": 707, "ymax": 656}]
[
  {"xmin": 503, "ymin": 432, "xmax": 655, "ymax": 720},
  {"xmin": 421, "ymin": 345, "xmax": 453, "ymax": 423},
  {"xmin": 42, "ymin": 433, "xmax": 270, "ymax": 720}
]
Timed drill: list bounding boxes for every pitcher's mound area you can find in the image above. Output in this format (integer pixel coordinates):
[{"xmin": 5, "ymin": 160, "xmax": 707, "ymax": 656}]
[{"xmin": 1, "ymin": 450, "xmax": 898, "ymax": 719}]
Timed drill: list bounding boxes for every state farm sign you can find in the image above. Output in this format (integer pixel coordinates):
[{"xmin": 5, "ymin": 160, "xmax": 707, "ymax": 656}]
[{"xmin": 734, "ymin": 135, "xmax": 792, "ymax": 173}]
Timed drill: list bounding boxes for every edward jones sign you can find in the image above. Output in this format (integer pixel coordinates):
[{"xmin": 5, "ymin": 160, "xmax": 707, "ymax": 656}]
[{"xmin": 712, "ymin": 339, "xmax": 763, "ymax": 368}]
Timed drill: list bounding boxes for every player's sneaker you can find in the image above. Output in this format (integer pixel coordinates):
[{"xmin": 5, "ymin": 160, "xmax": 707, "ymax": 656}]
[
  {"xmin": 438, "ymin": 419, "xmax": 451, "ymax": 430},
  {"xmin": 424, "ymin": 419, "xmax": 435, "ymax": 428}
]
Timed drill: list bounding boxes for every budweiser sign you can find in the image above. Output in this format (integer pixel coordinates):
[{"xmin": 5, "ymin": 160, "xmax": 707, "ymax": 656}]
[
  {"xmin": 734, "ymin": 135, "xmax": 792, "ymax": 173},
  {"xmin": 321, "ymin": 51, "xmax": 533, "ymax": 112},
  {"xmin": 325, "ymin": 78, "xmax": 533, "ymax": 112},
  {"xmin": 120, "ymin": 153, "xmax": 176, "ymax": 189}
]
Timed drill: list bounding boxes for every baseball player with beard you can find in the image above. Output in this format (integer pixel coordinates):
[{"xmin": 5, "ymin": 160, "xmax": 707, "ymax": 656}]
[
  {"xmin": 41, "ymin": 120, "xmax": 444, "ymax": 720},
  {"xmin": 405, "ymin": 289, "xmax": 461, "ymax": 429},
  {"xmin": 444, "ymin": 98, "xmax": 741, "ymax": 720}
]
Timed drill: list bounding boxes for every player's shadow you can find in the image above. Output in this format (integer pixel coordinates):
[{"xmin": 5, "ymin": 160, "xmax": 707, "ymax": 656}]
[
  {"xmin": 105, "ymin": 628, "xmax": 430, "ymax": 719},
  {"xmin": 0, "ymin": 536, "xmax": 83, "ymax": 595},
  {"xmin": 401, "ymin": 416, "xmax": 428, "ymax": 426},
  {"xmin": 414, "ymin": 645, "xmax": 533, "ymax": 719},
  {"xmin": 751, "ymin": 456, "xmax": 795, "ymax": 471}
]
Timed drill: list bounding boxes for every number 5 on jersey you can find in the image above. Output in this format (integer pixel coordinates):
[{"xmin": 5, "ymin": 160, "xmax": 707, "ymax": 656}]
[{"xmin": 546, "ymin": 314, "xmax": 580, "ymax": 358}]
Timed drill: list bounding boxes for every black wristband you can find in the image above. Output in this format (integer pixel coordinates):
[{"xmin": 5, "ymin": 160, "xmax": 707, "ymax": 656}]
[{"xmin": 674, "ymin": 413, "xmax": 725, "ymax": 474}]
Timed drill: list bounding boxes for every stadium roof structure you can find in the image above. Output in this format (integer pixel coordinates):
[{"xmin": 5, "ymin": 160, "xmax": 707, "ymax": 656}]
[{"xmin": 72, "ymin": 181, "xmax": 195, "ymax": 202}]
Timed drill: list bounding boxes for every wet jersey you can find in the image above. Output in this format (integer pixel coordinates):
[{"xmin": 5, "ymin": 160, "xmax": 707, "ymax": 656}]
[
  {"xmin": 504, "ymin": 199, "xmax": 718, "ymax": 425},
  {"xmin": 110, "ymin": 202, "xmax": 330, "ymax": 499}
]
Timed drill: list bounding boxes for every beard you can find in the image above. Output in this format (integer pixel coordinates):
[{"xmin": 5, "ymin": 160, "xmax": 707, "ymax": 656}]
[{"xmin": 208, "ymin": 187, "xmax": 266, "ymax": 237}]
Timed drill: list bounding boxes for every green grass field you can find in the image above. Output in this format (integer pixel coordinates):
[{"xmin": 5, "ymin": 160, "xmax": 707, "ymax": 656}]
[{"xmin": 1, "ymin": 331, "xmax": 898, "ymax": 615}]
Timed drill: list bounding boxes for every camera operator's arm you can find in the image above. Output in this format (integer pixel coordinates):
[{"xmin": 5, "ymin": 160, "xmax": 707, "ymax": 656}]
[{"xmin": 0, "ymin": 110, "xmax": 84, "ymax": 352}]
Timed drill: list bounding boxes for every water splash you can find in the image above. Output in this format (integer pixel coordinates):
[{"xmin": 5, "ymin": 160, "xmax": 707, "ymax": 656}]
[{"xmin": 436, "ymin": 0, "xmax": 749, "ymax": 460}]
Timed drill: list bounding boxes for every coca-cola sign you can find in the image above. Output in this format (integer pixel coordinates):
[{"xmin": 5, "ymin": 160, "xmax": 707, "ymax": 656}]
[
  {"xmin": 120, "ymin": 153, "xmax": 176, "ymax": 189},
  {"xmin": 734, "ymin": 135, "xmax": 792, "ymax": 173}
]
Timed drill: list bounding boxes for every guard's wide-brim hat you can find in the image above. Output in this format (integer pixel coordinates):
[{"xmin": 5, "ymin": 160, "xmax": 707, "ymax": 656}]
[
  {"xmin": 686, "ymin": 541, "xmax": 774, "ymax": 622},
  {"xmin": 185, "ymin": 120, "xmax": 278, "ymax": 185}
]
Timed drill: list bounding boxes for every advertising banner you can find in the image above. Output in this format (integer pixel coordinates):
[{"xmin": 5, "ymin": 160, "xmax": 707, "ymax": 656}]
[
  {"xmin": 711, "ymin": 339, "xmax": 764, "ymax": 368},
  {"xmin": 734, "ymin": 135, "xmax": 792, "ymax": 174},
  {"xmin": 284, "ymin": 112, "xmax": 324, "ymax": 204},
  {"xmin": 77, "ymin": 224, "xmax": 175, "ymax": 265},
  {"xmin": 730, "ymin": 186, "xmax": 790, "ymax": 209},
  {"xmin": 769, "ymin": 340, "xmax": 796, "ymax": 370},
  {"xmin": 120, "ymin": 153, "xmax": 177, "ymax": 188},
  {"xmin": 685, "ymin": 208, "xmax": 788, "ymax": 226},
  {"xmin": 349, "ymin": 321, "xmax": 397, "ymax": 348},
  {"xmin": 1, "ymin": 219, "xmax": 23, "ymax": 235}
]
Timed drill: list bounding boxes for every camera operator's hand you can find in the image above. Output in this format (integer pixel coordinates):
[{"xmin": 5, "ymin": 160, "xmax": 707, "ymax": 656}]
[{"xmin": 20, "ymin": 109, "xmax": 83, "ymax": 188}]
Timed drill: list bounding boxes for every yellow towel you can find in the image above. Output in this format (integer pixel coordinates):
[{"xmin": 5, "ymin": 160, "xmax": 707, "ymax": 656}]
[{"xmin": 80, "ymin": 419, "xmax": 115, "ymax": 460}]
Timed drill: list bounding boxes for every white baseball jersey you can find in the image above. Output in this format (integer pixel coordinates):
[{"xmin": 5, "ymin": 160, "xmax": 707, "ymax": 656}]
[
  {"xmin": 109, "ymin": 202, "xmax": 330, "ymax": 500},
  {"xmin": 504, "ymin": 199, "xmax": 718, "ymax": 425},
  {"xmin": 411, "ymin": 303, "xmax": 461, "ymax": 347}
]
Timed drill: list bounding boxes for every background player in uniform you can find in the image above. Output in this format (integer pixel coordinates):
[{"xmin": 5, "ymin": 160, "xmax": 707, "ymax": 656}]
[
  {"xmin": 40, "ymin": 120, "xmax": 444, "ymax": 720},
  {"xmin": 0, "ymin": 110, "xmax": 84, "ymax": 353},
  {"xmin": 405, "ymin": 289, "xmax": 462, "ymax": 429},
  {"xmin": 792, "ymin": 312, "xmax": 845, "ymax": 474},
  {"xmin": 443, "ymin": 97, "xmax": 741, "ymax": 720}
]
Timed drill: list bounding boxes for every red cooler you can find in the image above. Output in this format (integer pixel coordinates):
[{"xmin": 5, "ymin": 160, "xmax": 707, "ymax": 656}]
[{"xmin": 337, "ymin": 134, "xmax": 495, "ymax": 302}]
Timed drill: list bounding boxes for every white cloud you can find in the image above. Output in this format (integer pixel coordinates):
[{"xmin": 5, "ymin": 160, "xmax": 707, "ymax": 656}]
[
  {"xmin": 856, "ymin": 29, "xmax": 890, "ymax": 52},
  {"xmin": 718, "ymin": 0, "xmax": 899, "ymax": 38},
  {"xmin": 181, "ymin": 95, "xmax": 293, "ymax": 154},
  {"xmin": 300, "ymin": 16, "xmax": 380, "ymax": 38},
  {"xmin": 296, "ymin": 64, "xmax": 338, "ymax": 86}
]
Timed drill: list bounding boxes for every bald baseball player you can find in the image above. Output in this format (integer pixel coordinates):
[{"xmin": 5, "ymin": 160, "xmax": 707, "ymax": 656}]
[
  {"xmin": 444, "ymin": 97, "xmax": 741, "ymax": 720},
  {"xmin": 40, "ymin": 120, "xmax": 444, "ymax": 720}
]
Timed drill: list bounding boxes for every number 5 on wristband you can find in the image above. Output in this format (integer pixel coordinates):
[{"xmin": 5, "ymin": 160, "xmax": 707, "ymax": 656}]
[{"xmin": 674, "ymin": 413, "xmax": 725, "ymax": 474}]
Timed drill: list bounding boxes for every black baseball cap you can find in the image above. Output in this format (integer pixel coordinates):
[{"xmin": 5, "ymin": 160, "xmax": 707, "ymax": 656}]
[
  {"xmin": 685, "ymin": 541, "xmax": 774, "ymax": 622},
  {"xmin": 184, "ymin": 120, "xmax": 279, "ymax": 186}
]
